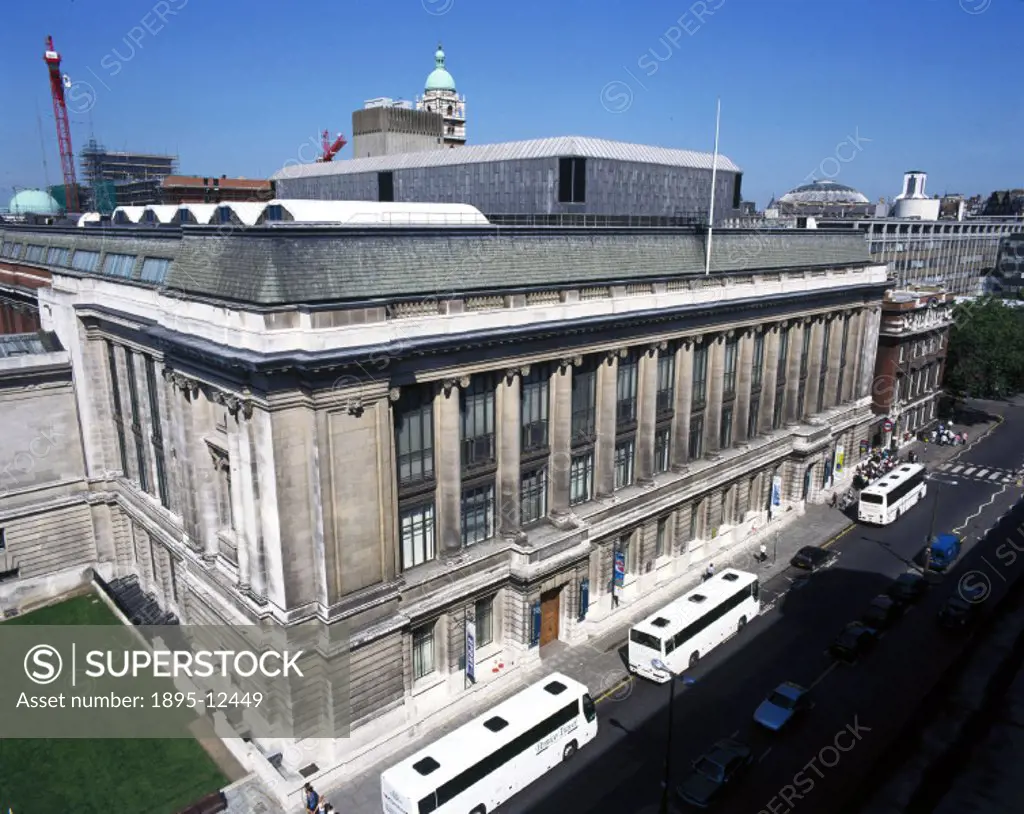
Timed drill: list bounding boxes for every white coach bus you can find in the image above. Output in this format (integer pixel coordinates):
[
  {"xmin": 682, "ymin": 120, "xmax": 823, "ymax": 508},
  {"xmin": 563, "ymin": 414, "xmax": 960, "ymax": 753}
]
[
  {"xmin": 380, "ymin": 673, "xmax": 598, "ymax": 814},
  {"xmin": 857, "ymin": 463, "xmax": 927, "ymax": 525},
  {"xmin": 628, "ymin": 569, "xmax": 760, "ymax": 683}
]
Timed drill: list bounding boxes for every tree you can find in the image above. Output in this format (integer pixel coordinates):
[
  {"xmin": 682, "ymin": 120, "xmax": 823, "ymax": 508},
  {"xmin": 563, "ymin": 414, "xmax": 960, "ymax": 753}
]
[{"xmin": 946, "ymin": 298, "xmax": 1024, "ymax": 400}]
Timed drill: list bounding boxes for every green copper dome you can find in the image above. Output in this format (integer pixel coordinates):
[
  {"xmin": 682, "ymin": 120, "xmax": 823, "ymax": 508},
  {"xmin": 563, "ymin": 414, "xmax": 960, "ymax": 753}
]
[{"xmin": 425, "ymin": 43, "xmax": 456, "ymax": 92}]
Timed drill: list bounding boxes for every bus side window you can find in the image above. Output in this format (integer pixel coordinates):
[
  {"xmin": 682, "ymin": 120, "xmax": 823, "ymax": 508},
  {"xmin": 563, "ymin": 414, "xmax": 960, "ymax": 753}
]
[
  {"xmin": 582, "ymin": 694, "xmax": 596, "ymax": 723},
  {"xmin": 752, "ymin": 582, "xmax": 759, "ymax": 601},
  {"xmin": 665, "ymin": 637, "xmax": 676, "ymax": 654}
]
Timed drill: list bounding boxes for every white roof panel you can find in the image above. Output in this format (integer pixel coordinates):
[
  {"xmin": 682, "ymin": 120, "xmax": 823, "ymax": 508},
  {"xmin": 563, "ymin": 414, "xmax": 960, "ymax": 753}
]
[
  {"xmin": 271, "ymin": 135, "xmax": 741, "ymax": 180},
  {"xmin": 262, "ymin": 199, "xmax": 489, "ymax": 226},
  {"xmin": 632, "ymin": 569, "xmax": 757, "ymax": 636},
  {"xmin": 112, "ymin": 206, "xmax": 145, "ymax": 223}
]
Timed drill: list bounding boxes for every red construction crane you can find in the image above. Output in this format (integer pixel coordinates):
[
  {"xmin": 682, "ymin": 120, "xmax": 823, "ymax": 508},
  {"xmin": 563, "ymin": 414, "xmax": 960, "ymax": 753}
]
[
  {"xmin": 317, "ymin": 130, "xmax": 347, "ymax": 162},
  {"xmin": 43, "ymin": 36, "xmax": 80, "ymax": 213}
]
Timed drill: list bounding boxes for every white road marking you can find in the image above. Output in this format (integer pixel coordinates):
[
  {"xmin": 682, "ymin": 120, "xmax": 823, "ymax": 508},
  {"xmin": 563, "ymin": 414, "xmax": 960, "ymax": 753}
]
[
  {"xmin": 759, "ymin": 747, "xmax": 772, "ymax": 763},
  {"xmin": 951, "ymin": 465, "xmax": 964, "ymax": 473},
  {"xmin": 963, "ymin": 467, "xmax": 977, "ymax": 476},
  {"xmin": 810, "ymin": 661, "xmax": 838, "ymax": 689},
  {"xmin": 976, "ymin": 469, "xmax": 990, "ymax": 478},
  {"xmin": 730, "ymin": 729, "xmax": 740, "ymax": 739}
]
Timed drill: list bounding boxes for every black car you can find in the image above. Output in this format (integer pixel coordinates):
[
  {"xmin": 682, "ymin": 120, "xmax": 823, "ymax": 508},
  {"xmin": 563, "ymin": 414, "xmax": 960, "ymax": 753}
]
[
  {"xmin": 829, "ymin": 621, "xmax": 878, "ymax": 663},
  {"xmin": 937, "ymin": 585, "xmax": 985, "ymax": 629},
  {"xmin": 676, "ymin": 738, "xmax": 753, "ymax": 808},
  {"xmin": 790, "ymin": 546, "xmax": 838, "ymax": 572},
  {"xmin": 887, "ymin": 573, "xmax": 928, "ymax": 606},
  {"xmin": 861, "ymin": 595, "xmax": 901, "ymax": 629}
]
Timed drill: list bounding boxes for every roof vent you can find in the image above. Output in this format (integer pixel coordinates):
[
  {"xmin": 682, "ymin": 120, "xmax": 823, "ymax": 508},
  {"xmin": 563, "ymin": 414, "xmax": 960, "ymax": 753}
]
[
  {"xmin": 483, "ymin": 716, "xmax": 508, "ymax": 732},
  {"xmin": 689, "ymin": 594, "xmax": 707, "ymax": 603},
  {"xmin": 722, "ymin": 573, "xmax": 739, "ymax": 582},
  {"xmin": 544, "ymin": 680, "xmax": 568, "ymax": 695},
  {"xmin": 651, "ymin": 617, "xmax": 670, "ymax": 628},
  {"xmin": 413, "ymin": 757, "xmax": 440, "ymax": 776}
]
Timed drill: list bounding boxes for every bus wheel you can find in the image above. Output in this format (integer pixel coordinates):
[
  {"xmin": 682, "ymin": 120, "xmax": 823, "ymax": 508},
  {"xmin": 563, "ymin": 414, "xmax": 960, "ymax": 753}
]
[
  {"xmin": 563, "ymin": 741, "xmax": 578, "ymax": 761},
  {"xmin": 689, "ymin": 651, "xmax": 700, "ymax": 668},
  {"xmin": 470, "ymin": 806, "xmax": 486, "ymax": 814},
  {"xmin": 738, "ymin": 616, "xmax": 747, "ymax": 633}
]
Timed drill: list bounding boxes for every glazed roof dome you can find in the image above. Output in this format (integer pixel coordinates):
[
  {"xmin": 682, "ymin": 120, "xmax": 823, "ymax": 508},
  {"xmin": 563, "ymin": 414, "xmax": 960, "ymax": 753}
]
[{"xmin": 777, "ymin": 180, "xmax": 870, "ymax": 206}]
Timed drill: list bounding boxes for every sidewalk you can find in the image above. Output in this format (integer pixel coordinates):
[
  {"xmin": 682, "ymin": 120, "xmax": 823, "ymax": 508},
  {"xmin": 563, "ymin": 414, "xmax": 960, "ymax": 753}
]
[{"xmin": 314, "ymin": 505, "xmax": 854, "ymax": 814}]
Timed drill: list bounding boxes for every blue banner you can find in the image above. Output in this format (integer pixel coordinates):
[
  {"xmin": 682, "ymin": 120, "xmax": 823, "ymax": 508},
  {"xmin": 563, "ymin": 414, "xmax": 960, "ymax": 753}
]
[
  {"xmin": 465, "ymin": 620, "xmax": 476, "ymax": 683},
  {"xmin": 614, "ymin": 550, "xmax": 626, "ymax": 588},
  {"xmin": 771, "ymin": 475, "xmax": 782, "ymax": 507}
]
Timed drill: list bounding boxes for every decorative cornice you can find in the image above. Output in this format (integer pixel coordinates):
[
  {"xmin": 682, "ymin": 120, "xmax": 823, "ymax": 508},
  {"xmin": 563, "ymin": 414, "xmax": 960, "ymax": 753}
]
[
  {"xmin": 504, "ymin": 365, "xmax": 531, "ymax": 384},
  {"xmin": 211, "ymin": 389, "xmax": 253, "ymax": 420},
  {"xmin": 559, "ymin": 356, "xmax": 583, "ymax": 372},
  {"xmin": 441, "ymin": 375, "xmax": 471, "ymax": 397},
  {"xmin": 388, "ymin": 387, "xmax": 401, "ymax": 402}
]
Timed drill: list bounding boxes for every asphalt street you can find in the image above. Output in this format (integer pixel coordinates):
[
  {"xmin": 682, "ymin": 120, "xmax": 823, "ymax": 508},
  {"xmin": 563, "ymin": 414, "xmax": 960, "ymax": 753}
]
[{"xmin": 497, "ymin": 403, "xmax": 1024, "ymax": 814}]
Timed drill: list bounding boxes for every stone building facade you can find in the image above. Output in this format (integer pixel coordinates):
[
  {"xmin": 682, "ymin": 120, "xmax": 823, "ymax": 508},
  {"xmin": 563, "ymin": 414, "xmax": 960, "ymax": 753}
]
[
  {"xmin": 0, "ymin": 221, "xmax": 887, "ymax": 789},
  {"xmin": 871, "ymin": 288, "xmax": 954, "ymax": 447}
]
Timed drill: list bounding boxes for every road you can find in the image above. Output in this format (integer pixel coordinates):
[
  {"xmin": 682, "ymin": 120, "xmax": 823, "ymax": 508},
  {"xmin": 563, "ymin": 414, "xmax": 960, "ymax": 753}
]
[{"xmin": 498, "ymin": 403, "xmax": 1024, "ymax": 814}]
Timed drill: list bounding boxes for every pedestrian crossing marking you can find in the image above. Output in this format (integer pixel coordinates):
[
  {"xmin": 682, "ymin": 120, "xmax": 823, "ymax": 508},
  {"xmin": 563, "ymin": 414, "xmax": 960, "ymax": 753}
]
[
  {"xmin": 951, "ymin": 465, "xmax": 964, "ymax": 473},
  {"xmin": 976, "ymin": 469, "xmax": 990, "ymax": 478},
  {"xmin": 989, "ymin": 471, "xmax": 1002, "ymax": 480},
  {"xmin": 963, "ymin": 467, "xmax": 977, "ymax": 476}
]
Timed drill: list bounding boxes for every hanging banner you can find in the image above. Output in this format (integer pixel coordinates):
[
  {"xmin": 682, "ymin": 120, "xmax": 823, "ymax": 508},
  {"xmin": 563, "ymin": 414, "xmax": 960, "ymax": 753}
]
[
  {"xmin": 465, "ymin": 620, "xmax": 476, "ymax": 684},
  {"xmin": 613, "ymin": 550, "xmax": 626, "ymax": 588},
  {"xmin": 834, "ymin": 445, "xmax": 845, "ymax": 474},
  {"xmin": 771, "ymin": 475, "xmax": 782, "ymax": 506}
]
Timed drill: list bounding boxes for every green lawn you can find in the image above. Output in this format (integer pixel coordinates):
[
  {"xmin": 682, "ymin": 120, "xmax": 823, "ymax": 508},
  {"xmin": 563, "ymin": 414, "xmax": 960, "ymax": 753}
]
[{"xmin": 1, "ymin": 593, "xmax": 228, "ymax": 814}]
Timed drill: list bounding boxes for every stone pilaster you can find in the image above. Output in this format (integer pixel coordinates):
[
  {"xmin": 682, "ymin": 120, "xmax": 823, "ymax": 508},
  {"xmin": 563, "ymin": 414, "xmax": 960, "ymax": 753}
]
[
  {"xmin": 231, "ymin": 396, "xmax": 264, "ymax": 601},
  {"xmin": 824, "ymin": 315, "xmax": 845, "ymax": 410},
  {"xmin": 785, "ymin": 321, "xmax": 806, "ymax": 425},
  {"xmin": 253, "ymin": 405, "xmax": 285, "ymax": 608},
  {"xmin": 435, "ymin": 377, "xmax": 465, "ymax": 554},
  {"xmin": 636, "ymin": 345, "xmax": 660, "ymax": 483},
  {"xmin": 670, "ymin": 340, "xmax": 694, "ymax": 470},
  {"xmin": 595, "ymin": 351, "xmax": 619, "ymax": 498},
  {"xmin": 804, "ymin": 318, "xmax": 825, "ymax": 418},
  {"xmin": 194, "ymin": 392, "xmax": 221, "ymax": 562},
  {"xmin": 549, "ymin": 361, "xmax": 574, "ymax": 517},
  {"xmin": 846, "ymin": 310, "xmax": 865, "ymax": 403},
  {"xmin": 226, "ymin": 409, "xmax": 250, "ymax": 590},
  {"xmin": 759, "ymin": 325, "xmax": 780, "ymax": 434},
  {"xmin": 704, "ymin": 334, "xmax": 725, "ymax": 453},
  {"xmin": 497, "ymin": 368, "xmax": 525, "ymax": 537},
  {"xmin": 734, "ymin": 330, "xmax": 755, "ymax": 444}
]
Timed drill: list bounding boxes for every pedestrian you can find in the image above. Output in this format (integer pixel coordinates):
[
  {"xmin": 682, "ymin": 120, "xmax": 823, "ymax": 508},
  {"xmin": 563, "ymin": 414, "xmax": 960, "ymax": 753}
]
[
  {"xmin": 830, "ymin": 492, "xmax": 838, "ymax": 509},
  {"xmin": 319, "ymin": 802, "xmax": 334, "ymax": 814},
  {"xmin": 759, "ymin": 543, "xmax": 767, "ymax": 562},
  {"xmin": 704, "ymin": 563, "xmax": 715, "ymax": 581},
  {"xmin": 304, "ymin": 784, "xmax": 320, "ymax": 814}
]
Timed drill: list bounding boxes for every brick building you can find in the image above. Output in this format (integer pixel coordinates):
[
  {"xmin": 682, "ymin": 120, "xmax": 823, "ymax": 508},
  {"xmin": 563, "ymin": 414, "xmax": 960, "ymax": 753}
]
[
  {"xmin": 870, "ymin": 287, "xmax": 953, "ymax": 447},
  {"xmin": 159, "ymin": 175, "xmax": 273, "ymax": 205}
]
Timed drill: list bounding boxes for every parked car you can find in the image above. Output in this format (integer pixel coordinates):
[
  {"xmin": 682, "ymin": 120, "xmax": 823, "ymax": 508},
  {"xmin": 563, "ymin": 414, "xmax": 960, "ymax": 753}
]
[
  {"xmin": 887, "ymin": 573, "xmax": 928, "ymax": 606},
  {"xmin": 926, "ymin": 533, "xmax": 961, "ymax": 572},
  {"xmin": 790, "ymin": 546, "xmax": 838, "ymax": 572},
  {"xmin": 861, "ymin": 595, "xmax": 901, "ymax": 630},
  {"xmin": 753, "ymin": 682, "xmax": 814, "ymax": 731},
  {"xmin": 676, "ymin": 738, "xmax": 753, "ymax": 808},
  {"xmin": 937, "ymin": 584, "xmax": 986, "ymax": 629},
  {"xmin": 829, "ymin": 621, "xmax": 878, "ymax": 663}
]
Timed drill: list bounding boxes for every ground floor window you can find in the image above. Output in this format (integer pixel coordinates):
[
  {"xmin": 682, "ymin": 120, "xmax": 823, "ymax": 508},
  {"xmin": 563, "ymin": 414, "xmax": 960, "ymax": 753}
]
[
  {"xmin": 412, "ymin": 622, "xmax": 436, "ymax": 680},
  {"xmin": 655, "ymin": 517, "xmax": 668, "ymax": 558},
  {"xmin": 400, "ymin": 502, "xmax": 436, "ymax": 570},
  {"xmin": 475, "ymin": 596, "xmax": 495, "ymax": 647}
]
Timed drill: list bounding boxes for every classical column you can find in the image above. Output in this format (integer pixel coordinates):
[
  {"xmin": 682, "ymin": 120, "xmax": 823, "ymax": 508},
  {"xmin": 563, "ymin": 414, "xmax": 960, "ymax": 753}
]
[
  {"xmin": 497, "ymin": 368, "xmax": 524, "ymax": 538},
  {"xmin": 704, "ymin": 334, "xmax": 725, "ymax": 454},
  {"xmin": 759, "ymin": 325, "xmax": 781, "ymax": 434},
  {"xmin": 734, "ymin": 330, "xmax": 755, "ymax": 444},
  {"xmin": 435, "ymin": 377, "xmax": 465, "ymax": 554},
  {"xmin": 595, "ymin": 351, "xmax": 619, "ymax": 498},
  {"xmin": 636, "ymin": 345, "xmax": 660, "ymax": 483},
  {"xmin": 549, "ymin": 359, "xmax": 575, "ymax": 517},
  {"xmin": 858, "ymin": 309, "xmax": 881, "ymax": 399},
  {"xmin": 784, "ymin": 321, "xmax": 806, "ymax": 425},
  {"xmin": 226, "ymin": 408, "xmax": 250, "ymax": 590},
  {"xmin": 670, "ymin": 340, "xmax": 694, "ymax": 471},
  {"xmin": 232, "ymin": 396, "xmax": 265, "ymax": 600},
  {"xmin": 804, "ymin": 318, "xmax": 825, "ymax": 418},
  {"xmin": 194, "ymin": 392, "xmax": 221, "ymax": 562},
  {"xmin": 165, "ymin": 372, "xmax": 198, "ymax": 546}
]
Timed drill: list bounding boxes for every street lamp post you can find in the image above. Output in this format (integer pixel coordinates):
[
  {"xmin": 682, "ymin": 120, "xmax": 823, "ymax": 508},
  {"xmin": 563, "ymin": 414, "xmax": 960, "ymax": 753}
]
[{"xmin": 651, "ymin": 659, "xmax": 696, "ymax": 814}]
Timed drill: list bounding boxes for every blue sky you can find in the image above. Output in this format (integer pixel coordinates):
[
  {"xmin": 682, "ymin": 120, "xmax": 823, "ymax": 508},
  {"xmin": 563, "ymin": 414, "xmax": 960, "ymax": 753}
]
[{"xmin": 1, "ymin": 0, "xmax": 1022, "ymax": 209}]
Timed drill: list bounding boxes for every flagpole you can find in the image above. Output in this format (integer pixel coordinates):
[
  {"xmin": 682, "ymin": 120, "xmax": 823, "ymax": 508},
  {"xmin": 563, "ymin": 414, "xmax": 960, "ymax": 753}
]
[{"xmin": 704, "ymin": 97, "xmax": 721, "ymax": 276}]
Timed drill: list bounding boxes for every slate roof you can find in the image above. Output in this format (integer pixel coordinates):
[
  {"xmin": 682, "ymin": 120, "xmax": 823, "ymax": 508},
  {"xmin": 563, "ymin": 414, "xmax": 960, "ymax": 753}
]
[
  {"xmin": 1, "ymin": 224, "xmax": 872, "ymax": 307},
  {"xmin": 0, "ymin": 331, "xmax": 63, "ymax": 358},
  {"xmin": 270, "ymin": 136, "xmax": 741, "ymax": 180}
]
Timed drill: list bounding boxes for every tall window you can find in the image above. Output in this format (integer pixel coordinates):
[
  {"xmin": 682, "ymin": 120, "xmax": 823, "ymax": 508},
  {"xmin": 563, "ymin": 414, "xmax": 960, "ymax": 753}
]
[
  {"xmin": 751, "ymin": 332, "xmax": 765, "ymax": 390},
  {"xmin": 836, "ymin": 317, "xmax": 850, "ymax": 403},
  {"xmin": 395, "ymin": 392, "xmax": 434, "ymax": 486},
  {"xmin": 656, "ymin": 351, "xmax": 675, "ymax": 415},
  {"xmin": 571, "ymin": 361, "xmax": 597, "ymax": 444},
  {"xmin": 747, "ymin": 398, "xmax": 761, "ymax": 440},
  {"xmin": 461, "ymin": 483, "xmax": 495, "ymax": 546},
  {"xmin": 691, "ymin": 344, "xmax": 708, "ymax": 408},
  {"xmin": 720, "ymin": 404, "xmax": 734, "ymax": 449},
  {"xmin": 723, "ymin": 338, "xmax": 739, "ymax": 399},
  {"xmin": 412, "ymin": 624, "xmax": 435, "ymax": 680},
  {"xmin": 144, "ymin": 358, "xmax": 170, "ymax": 509},
  {"xmin": 799, "ymin": 326, "xmax": 812, "ymax": 378},
  {"xmin": 655, "ymin": 517, "xmax": 668, "ymax": 559},
  {"xmin": 616, "ymin": 353, "xmax": 638, "ymax": 427},
  {"xmin": 569, "ymin": 453, "xmax": 593, "ymax": 505},
  {"xmin": 123, "ymin": 349, "xmax": 150, "ymax": 494},
  {"xmin": 106, "ymin": 342, "xmax": 130, "ymax": 476},
  {"xmin": 475, "ymin": 597, "xmax": 495, "ymax": 647},
  {"xmin": 777, "ymin": 327, "xmax": 790, "ymax": 380},
  {"xmin": 461, "ymin": 377, "xmax": 496, "ymax": 470},
  {"xmin": 558, "ymin": 157, "xmax": 586, "ymax": 203},
  {"xmin": 654, "ymin": 428, "xmax": 670, "ymax": 473},
  {"xmin": 520, "ymin": 467, "xmax": 547, "ymax": 525},
  {"xmin": 521, "ymin": 367, "xmax": 549, "ymax": 453},
  {"xmin": 614, "ymin": 440, "xmax": 635, "ymax": 489},
  {"xmin": 688, "ymin": 414, "xmax": 704, "ymax": 461},
  {"xmin": 400, "ymin": 504, "xmax": 435, "ymax": 569}
]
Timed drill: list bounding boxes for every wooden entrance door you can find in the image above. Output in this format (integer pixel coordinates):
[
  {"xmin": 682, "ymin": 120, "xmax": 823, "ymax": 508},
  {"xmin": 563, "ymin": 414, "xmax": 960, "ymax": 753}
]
[{"xmin": 540, "ymin": 588, "xmax": 561, "ymax": 647}]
